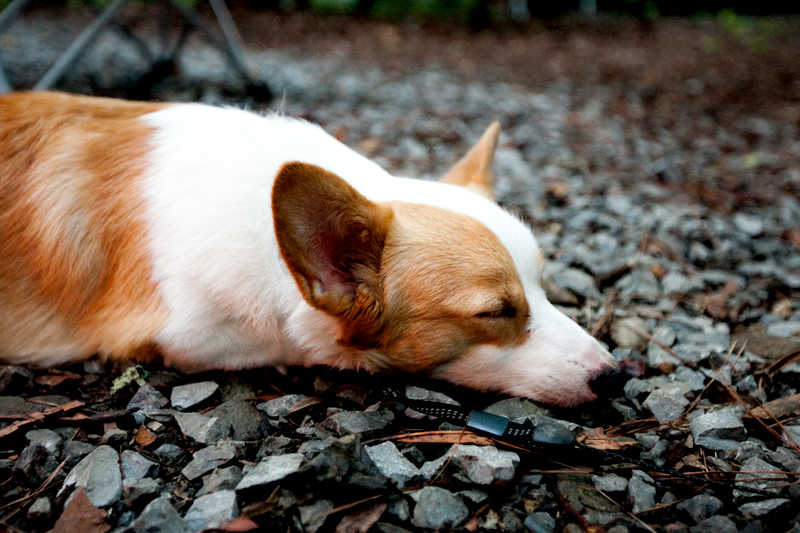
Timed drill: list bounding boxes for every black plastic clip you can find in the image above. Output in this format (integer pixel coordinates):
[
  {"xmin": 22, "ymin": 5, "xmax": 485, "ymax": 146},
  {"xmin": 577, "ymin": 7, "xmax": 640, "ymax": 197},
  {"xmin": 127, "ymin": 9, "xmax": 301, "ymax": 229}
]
[{"xmin": 466, "ymin": 410, "xmax": 510, "ymax": 437}]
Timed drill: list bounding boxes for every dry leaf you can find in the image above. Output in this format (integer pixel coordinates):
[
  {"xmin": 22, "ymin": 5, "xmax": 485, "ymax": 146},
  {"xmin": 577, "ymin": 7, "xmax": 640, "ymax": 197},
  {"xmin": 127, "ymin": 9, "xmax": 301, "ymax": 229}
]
[
  {"xmin": 135, "ymin": 426, "xmax": 157, "ymax": 446},
  {"xmin": 50, "ymin": 487, "xmax": 110, "ymax": 533},
  {"xmin": 749, "ymin": 393, "xmax": 800, "ymax": 420},
  {"xmin": 203, "ymin": 517, "xmax": 260, "ymax": 532},
  {"xmin": 287, "ymin": 397, "xmax": 322, "ymax": 414},
  {"xmin": 334, "ymin": 503, "xmax": 387, "ymax": 533},
  {"xmin": 385, "ymin": 430, "xmax": 494, "ymax": 446},
  {"xmin": 577, "ymin": 428, "xmax": 637, "ymax": 451},
  {"xmin": 35, "ymin": 372, "xmax": 81, "ymax": 387}
]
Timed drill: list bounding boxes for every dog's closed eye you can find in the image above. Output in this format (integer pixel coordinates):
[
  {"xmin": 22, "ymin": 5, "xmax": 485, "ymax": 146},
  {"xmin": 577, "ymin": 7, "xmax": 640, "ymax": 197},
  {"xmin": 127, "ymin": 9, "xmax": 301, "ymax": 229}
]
[{"xmin": 476, "ymin": 304, "xmax": 517, "ymax": 319}]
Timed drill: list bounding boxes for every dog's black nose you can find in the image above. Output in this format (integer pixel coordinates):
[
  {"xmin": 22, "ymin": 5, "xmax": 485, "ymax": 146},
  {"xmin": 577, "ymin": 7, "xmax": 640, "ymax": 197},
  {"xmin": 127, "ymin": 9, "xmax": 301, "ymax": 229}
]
[{"xmin": 589, "ymin": 366, "xmax": 625, "ymax": 398}]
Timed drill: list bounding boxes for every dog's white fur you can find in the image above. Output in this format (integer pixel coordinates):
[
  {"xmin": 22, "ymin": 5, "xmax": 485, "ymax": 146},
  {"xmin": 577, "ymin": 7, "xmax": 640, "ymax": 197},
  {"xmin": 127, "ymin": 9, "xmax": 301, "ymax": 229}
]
[{"xmin": 0, "ymin": 92, "xmax": 616, "ymax": 406}]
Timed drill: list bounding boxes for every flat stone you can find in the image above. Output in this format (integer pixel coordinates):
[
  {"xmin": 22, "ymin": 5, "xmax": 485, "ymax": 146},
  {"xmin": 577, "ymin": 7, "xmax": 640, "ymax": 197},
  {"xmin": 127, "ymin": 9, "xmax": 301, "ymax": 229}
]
[
  {"xmin": 524, "ymin": 512, "xmax": 556, "ymax": 533},
  {"xmin": 121, "ymin": 449, "xmax": 159, "ymax": 480},
  {"xmin": 59, "ymin": 445, "xmax": 122, "ymax": 508},
  {"xmin": 131, "ymin": 497, "xmax": 190, "ymax": 533},
  {"xmin": 740, "ymin": 498, "xmax": 790, "ymax": 519},
  {"xmin": 734, "ymin": 213, "xmax": 764, "ymax": 236},
  {"xmin": 767, "ymin": 321, "xmax": 800, "ymax": 338},
  {"xmin": 410, "ymin": 487, "xmax": 468, "ymax": 530},
  {"xmin": 198, "ymin": 466, "xmax": 243, "ymax": 497},
  {"xmin": 661, "ymin": 271, "xmax": 705, "ymax": 294},
  {"xmin": 26, "ymin": 497, "xmax": 52, "ymax": 523},
  {"xmin": 171, "ymin": 381, "xmax": 219, "ymax": 410},
  {"xmin": 323, "ymin": 410, "xmax": 394, "ymax": 436},
  {"xmin": 206, "ymin": 400, "xmax": 265, "ymax": 441},
  {"xmin": 365, "ymin": 442, "xmax": 421, "ymax": 488},
  {"xmin": 236, "ymin": 453, "xmax": 304, "ymax": 491},
  {"xmin": 299, "ymin": 499, "xmax": 335, "ymax": 533},
  {"xmin": 643, "ymin": 388, "xmax": 690, "ymax": 422},
  {"xmin": 690, "ymin": 515, "xmax": 739, "ymax": 533},
  {"xmin": 174, "ymin": 412, "xmax": 232, "ymax": 445},
  {"xmin": 647, "ymin": 325, "xmax": 678, "ymax": 366},
  {"xmin": 533, "ymin": 418, "xmax": 575, "ymax": 445},
  {"xmin": 0, "ymin": 396, "xmax": 39, "ymax": 416},
  {"xmin": 122, "ymin": 477, "xmax": 163, "ymax": 508},
  {"xmin": 25, "ymin": 429, "xmax": 62, "ymax": 454},
  {"xmin": 155, "ymin": 443, "xmax": 188, "ymax": 465},
  {"xmin": 256, "ymin": 394, "xmax": 308, "ymax": 417},
  {"xmin": 610, "ymin": 316, "xmax": 649, "ymax": 352},
  {"xmin": 449, "ymin": 445, "xmax": 520, "ymax": 485},
  {"xmin": 63, "ymin": 440, "xmax": 95, "ymax": 468},
  {"xmin": 592, "ymin": 473, "xmax": 628, "ymax": 492},
  {"xmin": 677, "ymin": 494, "xmax": 724, "ymax": 524},
  {"xmin": 628, "ymin": 470, "xmax": 655, "ymax": 514},
  {"xmin": 127, "ymin": 385, "xmax": 169, "ymax": 425},
  {"xmin": 483, "ymin": 398, "xmax": 550, "ymax": 423},
  {"xmin": 405, "ymin": 386, "xmax": 459, "ymax": 405},
  {"xmin": 181, "ymin": 443, "xmax": 237, "ymax": 481},
  {"xmin": 734, "ymin": 457, "xmax": 784, "ymax": 497},
  {"xmin": 690, "ymin": 406, "xmax": 745, "ymax": 450},
  {"xmin": 551, "ymin": 267, "xmax": 601, "ymax": 299},
  {"xmin": 184, "ymin": 490, "xmax": 239, "ymax": 532},
  {"xmin": 0, "ymin": 366, "xmax": 33, "ymax": 394}
]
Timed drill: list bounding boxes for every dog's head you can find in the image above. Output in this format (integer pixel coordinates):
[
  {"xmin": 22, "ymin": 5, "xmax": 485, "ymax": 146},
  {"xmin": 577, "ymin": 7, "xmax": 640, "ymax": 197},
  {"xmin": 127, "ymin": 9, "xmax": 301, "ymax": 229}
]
[{"xmin": 272, "ymin": 124, "xmax": 618, "ymax": 407}]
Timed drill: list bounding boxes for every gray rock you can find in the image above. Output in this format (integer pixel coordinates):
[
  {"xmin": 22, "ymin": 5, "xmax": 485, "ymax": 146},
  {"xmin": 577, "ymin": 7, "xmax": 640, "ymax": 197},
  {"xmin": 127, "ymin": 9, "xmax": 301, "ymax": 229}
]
[
  {"xmin": 132, "ymin": 497, "xmax": 190, "ymax": 533},
  {"xmin": 551, "ymin": 267, "xmax": 601, "ymax": 299},
  {"xmin": 533, "ymin": 418, "xmax": 575, "ymax": 445},
  {"xmin": 181, "ymin": 443, "xmax": 237, "ymax": 481},
  {"xmin": 647, "ymin": 325, "xmax": 678, "ymax": 366},
  {"xmin": 25, "ymin": 428, "xmax": 62, "ymax": 454},
  {"xmin": 123, "ymin": 477, "xmax": 163, "ymax": 508},
  {"xmin": 734, "ymin": 457, "xmax": 784, "ymax": 497},
  {"xmin": 26, "ymin": 497, "xmax": 52, "ymax": 523},
  {"xmin": 0, "ymin": 396, "xmax": 39, "ymax": 416},
  {"xmin": 677, "ymin": 494, "xmax": 724, "ymax": 524},
  {"xmin": 767, "ymin": 321, "xmax": 800, "ymax": 338},
  {"xmin": 405, "ymin": 386, "xmax": 459, "ymax": 405},
  {"xmin": 236, "ymin": 453, "xmax": 304, "ymax": 491},
  {"xmin": 323, "ymin": 410, "xmax": 394, "ymax": 436},
  {"xmin": 610, "ymin": 316, "xmax": 649, "ymax": 352},
  {"xmin": 616, "ymin": 269, "xmax": 660, "ymax": 298},
  {"xmin": 63, "ymin": 440, "xmax": 95, "ymax": 467},
  {"xmin": 483, "ymin": 397, "xmax": 550, "ymax": 423},
  {"xmin": 524, "ymin": 512, "xmax": 556, "ymax": 533},
  {"xmin": 410, "ymin": 487, "xmax": 468, "ymax": 530},
  {"xmin": 174, "ymin": 412, "xmax": 233, "ymax": 445},
  {"xmin": 740, "ymin": 498, "xmax": 790, "ymax": 519},
  {"xmin": 661, "ymin": 271, "xmax": 705, "ymax": 294},
  {"xmin": 256, "ymin": 394, "xmax": 308, "ymax": 417},
  {"xmin": 365, "ymin": 442, "xmax": 421, "ymax": 488},
  {"xmin": 627, "ymin": 470, "xmax": 655, "ymax": 514},
  {"xmin": 198, "ymin": 466, "xmax": 243, "ymax": 497},
  {"xmin": 690, "ymin": 515, "xmax": 739, "ymax": 533},
  {"xmin": 101, "ymin": 427, "xmax": 128, "ymax": 446},
  {"xmin": 121, "ymin": 449, "xmax": 159, "ymax": 480},
  {"xmin": 171, "ymin": 381, "xmax": 219, "ymax": 410},
  {"xmin": 0, "ymin": 366, "xmax": 33, "ymax": 394},
  {"xmin": 643, "ymin": 387, "xmax": 690, "ymax": 422},
  {"xmin": 592, "ymin": 473, "xmax": 628, "ymax": 492},
  {"xmin": 155, "ymin": 443, "xmax": 188, "ymax": 465},
  {"xmin": 690, "ymin": 406, "xmax": 745, "ymax": 450},
  {"xmin": 59, "ymin": 445, "xmax": 122, "ymax": 508},
  {"xmin": 448, "ymin": 444, "xmax": 520, "ymax": 484},
  {"xmin": 184, "ymin": 490, "xmax": 239, "ymax": 532},
  {"xmin": 734, "ymin": 213, "xmax": 764, "ymax": 236},
  {"xmin": 206, "ymin": 400, "xmax": 265, "ymax": 441},
  {"xmin": 298, "ymin": 499, "xmax": 335, "ymax": 533},
  {"xmin": 127, "ymin": 385, "xmax": 169, "ymax": 425}
]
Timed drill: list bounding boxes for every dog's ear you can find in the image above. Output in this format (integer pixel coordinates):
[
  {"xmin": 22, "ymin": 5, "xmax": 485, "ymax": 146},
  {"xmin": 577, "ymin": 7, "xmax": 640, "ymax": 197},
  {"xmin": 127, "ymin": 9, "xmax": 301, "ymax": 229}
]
[
  {"xmin": 440, "ymin": 121, "xmax": 500, "ymax": 200},
  {"xmin": 272, "ymin": 162, "xmax": 392, "ymax": 334}
]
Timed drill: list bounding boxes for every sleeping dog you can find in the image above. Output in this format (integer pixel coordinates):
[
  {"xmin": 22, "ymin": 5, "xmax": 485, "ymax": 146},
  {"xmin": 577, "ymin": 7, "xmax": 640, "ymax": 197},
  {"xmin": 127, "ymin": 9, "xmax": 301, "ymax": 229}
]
[{"xmin": 0, "ymin": 92, "xmax": 617, "ymax": 407}]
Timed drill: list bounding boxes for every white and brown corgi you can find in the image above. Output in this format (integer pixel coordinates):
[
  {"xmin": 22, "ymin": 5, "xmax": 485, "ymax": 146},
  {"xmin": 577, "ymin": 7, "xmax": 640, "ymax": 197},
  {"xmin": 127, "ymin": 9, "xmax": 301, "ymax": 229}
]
[{"xmin": 0, "ymin": 91, "xmax": 617, "ymax": 407}]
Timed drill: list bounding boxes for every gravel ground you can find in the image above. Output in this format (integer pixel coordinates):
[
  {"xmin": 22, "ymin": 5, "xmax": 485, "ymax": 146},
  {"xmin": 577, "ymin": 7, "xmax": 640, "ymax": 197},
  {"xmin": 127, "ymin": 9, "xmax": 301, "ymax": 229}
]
[{"xmin": 1, "ymin": 8, "xmax": 800, "ymax": 533}]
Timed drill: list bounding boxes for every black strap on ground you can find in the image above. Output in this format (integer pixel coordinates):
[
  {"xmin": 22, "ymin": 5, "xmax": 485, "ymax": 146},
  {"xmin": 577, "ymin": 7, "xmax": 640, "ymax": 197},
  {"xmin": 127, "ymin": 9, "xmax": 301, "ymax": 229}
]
[{"xmin": 383, "ymin": 387, "xmax": 780, "ymax": 498}]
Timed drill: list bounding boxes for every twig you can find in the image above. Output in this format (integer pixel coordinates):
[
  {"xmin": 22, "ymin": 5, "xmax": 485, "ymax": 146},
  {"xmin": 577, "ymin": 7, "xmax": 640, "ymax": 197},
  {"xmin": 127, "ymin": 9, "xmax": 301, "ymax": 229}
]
[{"xmin": 594, "ymin": 490, "xmax": 658, "ymax": 533}]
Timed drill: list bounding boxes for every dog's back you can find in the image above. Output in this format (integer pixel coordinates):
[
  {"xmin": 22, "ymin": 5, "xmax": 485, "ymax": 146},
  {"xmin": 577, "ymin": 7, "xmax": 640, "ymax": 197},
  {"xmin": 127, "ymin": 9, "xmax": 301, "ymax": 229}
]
[{"xmin": 0, "ymin": 93, "xmax": 168, "ymax": 364}]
